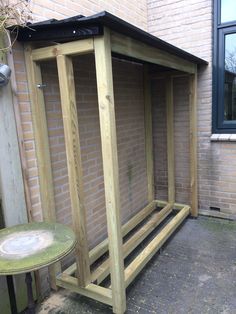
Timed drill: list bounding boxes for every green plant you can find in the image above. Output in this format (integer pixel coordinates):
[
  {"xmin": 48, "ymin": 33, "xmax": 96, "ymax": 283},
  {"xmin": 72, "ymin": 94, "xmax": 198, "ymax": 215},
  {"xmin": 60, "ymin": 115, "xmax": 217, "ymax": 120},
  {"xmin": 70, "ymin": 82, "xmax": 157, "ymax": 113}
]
[{"xmin": 0, "ymin": 0, "xmax": 32, "ymax": 52}]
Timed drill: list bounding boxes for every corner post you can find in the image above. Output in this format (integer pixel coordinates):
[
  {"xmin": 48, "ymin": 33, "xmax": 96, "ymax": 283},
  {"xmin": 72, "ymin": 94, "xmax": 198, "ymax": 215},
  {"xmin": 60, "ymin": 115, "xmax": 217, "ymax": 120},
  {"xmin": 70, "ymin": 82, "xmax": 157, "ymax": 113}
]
[
  {"xmin": 56, "ymin": 54, "xmax": 91, "ymax": 287},
  {"xmin": 166, "ymin": 76, "xmax": 175, "ymax": 205},
  {"xmin": 189, "ymin": 68, "xmax": 198, "ymax": 217},
  {"xmin": 144, "ymin": 65, "xmax": 155, "ymax": 203},
  {"xmin": 24, "ymin": 45, "xmax": 61, "ymax": 289},
  {"xmin": 94, "ymin": 29, "xmax": 126, "ymax": 314}
]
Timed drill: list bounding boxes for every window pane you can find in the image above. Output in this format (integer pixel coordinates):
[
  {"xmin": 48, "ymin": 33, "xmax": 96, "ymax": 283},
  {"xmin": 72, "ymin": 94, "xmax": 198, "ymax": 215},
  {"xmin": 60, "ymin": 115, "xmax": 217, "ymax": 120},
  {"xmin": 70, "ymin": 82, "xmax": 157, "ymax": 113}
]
[
  {"xmin": 221, "ymin": 0, "xmax": 236, "ymax": 23},
  {"xmin": 224, "ymin": 33, "xmax": 236, "ymax": 120}
]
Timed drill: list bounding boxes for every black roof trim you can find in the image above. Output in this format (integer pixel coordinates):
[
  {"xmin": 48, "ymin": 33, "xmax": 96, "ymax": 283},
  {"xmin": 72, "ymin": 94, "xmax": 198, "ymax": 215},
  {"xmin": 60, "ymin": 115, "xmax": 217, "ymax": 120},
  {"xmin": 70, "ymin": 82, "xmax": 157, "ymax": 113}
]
[{"xmin": 17, "ymin": 11, "xmax": 208, "ymax": 65}]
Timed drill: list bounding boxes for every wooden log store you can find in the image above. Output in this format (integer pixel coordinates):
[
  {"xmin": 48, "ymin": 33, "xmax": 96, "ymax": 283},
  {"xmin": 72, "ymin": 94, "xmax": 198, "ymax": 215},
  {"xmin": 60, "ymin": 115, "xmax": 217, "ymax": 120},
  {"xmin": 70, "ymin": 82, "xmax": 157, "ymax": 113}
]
[{"xmin": 17, "ymin": 11, "xmax": 207, "ymax": 314}]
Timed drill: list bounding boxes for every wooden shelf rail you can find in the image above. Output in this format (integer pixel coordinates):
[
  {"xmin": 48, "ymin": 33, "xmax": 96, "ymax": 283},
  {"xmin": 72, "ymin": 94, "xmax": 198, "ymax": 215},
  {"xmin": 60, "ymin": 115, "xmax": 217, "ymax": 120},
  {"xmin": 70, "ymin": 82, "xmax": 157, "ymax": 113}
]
[
  {"xmin": 124, "ymin": 205, "xmax": 190, "ymax": 287},
  {"xmin": 62, "ymin": 201, "xmax": 188, "ymax": 280},
  {"xmin": 92, "ymin": 203, "xmax": 172, "ymax": 285},
  {"xmin": 64, "ymin": 200, "xmax": 157, "ymax": 276},
  {"xmin": 56, "ymin": 273, "xmax": 113, "ymax": 306}
]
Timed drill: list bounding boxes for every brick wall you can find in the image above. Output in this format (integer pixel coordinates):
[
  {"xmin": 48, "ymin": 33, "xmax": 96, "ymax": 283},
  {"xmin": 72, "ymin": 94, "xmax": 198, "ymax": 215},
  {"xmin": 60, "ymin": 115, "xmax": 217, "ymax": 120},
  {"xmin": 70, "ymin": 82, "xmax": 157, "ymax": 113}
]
[
  {"xmin": 39, "ymin": 55, "xmax": 148, "ymax": 249},
  {"xmin": 148, "ymin": 0, "xmax": 236, "ymax": 215},
  {"xmin": 152, "ymin": 75, "xmax": 191, "ymax": 205},
  {"xmin": 30, "ymin": 0, "xmax": 148, "ymax": 31},
  {"xmin": 12, "ymin": 41, "xmax": 42, "ymax": 222}
]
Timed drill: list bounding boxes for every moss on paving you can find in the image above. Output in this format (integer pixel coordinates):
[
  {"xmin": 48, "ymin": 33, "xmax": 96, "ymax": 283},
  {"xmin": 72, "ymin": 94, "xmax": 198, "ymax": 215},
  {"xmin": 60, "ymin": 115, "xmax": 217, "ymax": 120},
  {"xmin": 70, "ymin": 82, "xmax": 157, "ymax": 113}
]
[{"xmin": 199, "ymin": 216, "xmax": 236, "ymax": 232}]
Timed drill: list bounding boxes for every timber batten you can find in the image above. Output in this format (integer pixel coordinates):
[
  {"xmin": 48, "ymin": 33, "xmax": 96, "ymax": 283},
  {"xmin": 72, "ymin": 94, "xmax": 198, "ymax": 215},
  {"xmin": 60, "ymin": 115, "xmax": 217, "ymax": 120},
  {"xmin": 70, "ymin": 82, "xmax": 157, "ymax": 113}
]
[{"xmin": 21, "ymin": 11, "xmax": 200, "ymax": 314}]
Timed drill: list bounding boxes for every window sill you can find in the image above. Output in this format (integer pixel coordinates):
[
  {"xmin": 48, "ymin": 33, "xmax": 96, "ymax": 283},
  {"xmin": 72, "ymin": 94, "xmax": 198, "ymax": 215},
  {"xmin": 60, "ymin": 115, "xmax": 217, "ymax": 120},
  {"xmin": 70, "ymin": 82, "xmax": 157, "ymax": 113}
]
[{"xmin": 210, "ymin": 134, "xmax": 236, "ymax": 142}]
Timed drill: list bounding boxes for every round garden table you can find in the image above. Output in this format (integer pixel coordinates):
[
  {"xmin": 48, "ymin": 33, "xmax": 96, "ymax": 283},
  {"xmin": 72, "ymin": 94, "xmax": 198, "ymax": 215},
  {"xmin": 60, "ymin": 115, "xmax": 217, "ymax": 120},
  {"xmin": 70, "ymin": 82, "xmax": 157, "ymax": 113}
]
[{"xmin": 0, "ymin": 222, "xmax": 76, "ymax": 314}]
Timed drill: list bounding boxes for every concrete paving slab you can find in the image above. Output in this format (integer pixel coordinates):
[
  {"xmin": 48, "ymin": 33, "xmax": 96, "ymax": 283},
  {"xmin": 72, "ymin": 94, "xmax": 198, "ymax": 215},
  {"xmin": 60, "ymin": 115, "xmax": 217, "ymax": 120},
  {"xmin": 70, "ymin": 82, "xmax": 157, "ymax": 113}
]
[{"xmin": 37, "ymin": 216, "xmax": 236, "ymax": 314}]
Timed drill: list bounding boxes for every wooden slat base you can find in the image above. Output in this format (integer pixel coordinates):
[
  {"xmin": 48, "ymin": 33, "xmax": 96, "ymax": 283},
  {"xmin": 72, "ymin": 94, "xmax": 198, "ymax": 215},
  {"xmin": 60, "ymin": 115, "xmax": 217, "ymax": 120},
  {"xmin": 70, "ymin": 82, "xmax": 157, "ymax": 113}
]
[
  {"xmin": 124, "ymin": 205, "xmax": 190, "ymax": 288},
  {"xmin": 64, "ymin": 200, "xmax": 158, "ymax": 276},
  {"xmin": 93, "ymin": 203, "xmax": 173, "ymax": 285},
  {"xmin": 56, "ymin": 273, "xmax": 112, "ymax": 306},
  {"xmin": 58, "ymin": 202, "xmax": 190, "ymax": 313},
  {"xmin": 156, "ymin": 199, "xmax": 187, "ymax": 210}
]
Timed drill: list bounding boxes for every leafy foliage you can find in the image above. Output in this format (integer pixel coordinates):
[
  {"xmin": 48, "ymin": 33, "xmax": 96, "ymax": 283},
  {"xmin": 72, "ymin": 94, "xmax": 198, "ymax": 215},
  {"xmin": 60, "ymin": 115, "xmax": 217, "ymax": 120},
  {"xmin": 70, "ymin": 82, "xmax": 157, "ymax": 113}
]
[{"xmin": 0, "ymin": 0, "xmax": 32, "ymax": 51}]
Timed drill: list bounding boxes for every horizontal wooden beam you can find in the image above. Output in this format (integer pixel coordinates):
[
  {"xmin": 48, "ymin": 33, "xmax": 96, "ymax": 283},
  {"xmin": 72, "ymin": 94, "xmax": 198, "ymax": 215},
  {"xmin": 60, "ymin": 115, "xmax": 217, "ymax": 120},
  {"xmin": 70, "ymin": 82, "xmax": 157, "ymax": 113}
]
[
  {"xmin": 56, "ymin": 273, "xmax": 112, "ymax": 306},
  {"xmin": 122, "ymin": 200, "xmax": 157, "ymax": 236},
  {"xmin": 110, "ymin": 32, "xmax": 196, "ymax": 74},
  {"xmin": 156, "ymin": 199, "xmax": 187, "ymax": 210},
  {"xmin": 64, "ymin": 201, "xmax": 157, "ymax": 276},
  {"xmin": 31, "ymin": 38, "xmax": 94, "ymax": 61},
  {"xmin": 93, "ymin": 204, "xmax": 173, "ymax": 285},
  {"xmin": 124, "ymin": 205, "xmax": 190, "ymax": 288},
  {"xmin": 153, "ymin": 71, "xmax": 189, "ymax": 80}
]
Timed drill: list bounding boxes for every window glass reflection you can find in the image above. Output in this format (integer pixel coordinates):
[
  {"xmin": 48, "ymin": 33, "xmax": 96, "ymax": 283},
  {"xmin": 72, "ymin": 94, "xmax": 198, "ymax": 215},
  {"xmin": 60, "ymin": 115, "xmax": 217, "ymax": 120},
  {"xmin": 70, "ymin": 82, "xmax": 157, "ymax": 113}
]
[
  {"xmin": 224, "ymin": 33, "xmax": 236, "ymax": 120},
  {"xmin": 221, "ymin": 0, "xmax": 236, "ymax": 23}
]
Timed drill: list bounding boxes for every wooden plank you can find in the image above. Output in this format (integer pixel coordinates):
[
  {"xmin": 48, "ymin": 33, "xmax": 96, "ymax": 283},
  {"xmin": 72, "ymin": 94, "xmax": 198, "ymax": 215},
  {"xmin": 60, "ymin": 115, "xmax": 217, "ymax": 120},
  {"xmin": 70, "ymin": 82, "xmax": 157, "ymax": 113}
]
[
  {"xmin": 56, "ymin": 54, "xmax": 91, "ymax": 287},
  {"xmin": 6, "ymin": 46, "xmax": 33, "ymax": 223},
  {"xmin": 92, "ymin": 204, "xmax": 173, "ymax": 285},
  {"xmin": 7, "ymin": 42, "xmax": 41, "ymax": 300},
  {"xmin": 156, "ymin": 199, "xmax": 168, "ymax": 208},
  {"xmin": 31, "ymin": 38, "xmax": 94, "ymax": 61},
  {"xmin": 154, "ymin": 71, "xmax": 189, "ymax": 80},
  {"xmin": 125, "ymin": 205, "xmax": 190, "ymax": 288},
  {"xmin": 111, "ymin": 32, "xmax": 196, "ymax": 74},
  {"xmin": 94, "ymin": 29, "xmax": 126, "ymax": 314},
  {"xmin": 56, "ymin": 273, "xmax": 112, "ymax": 306},
  {"xmin": 166, "ymin": 76, "xmax": 175, "ymax": 205},
  {"xmin": 0, "ymin": 35, "xmax": 28, "ymax": 227},
  {"xmin": 0, "ymin": 32, "xmax": 33, "ymax": 314},
  {"xmin": 122, "ymin": 200, "xmax": 157, "ymax": 236},
  {"xmin": 174, "ymin": 202, "xmax": 188, "ymax": 210},
  {"xmin": 156, "ymin": 199, "xmax": 187, "ymax": 210},
  {"xmin": 24, "ymin": 45, "xmax": 60, "ymax": 289},
  {"xmin": 24, "ymin": 45, "xmax": 57, "ymax": 222},
  {"xmin": 144, "ymin": 65, "xmax": 155, "ymax": 203},
  {"xmin": 64, "ymin": 201, "xmax": 157, "ymax": 276},
  {"xmin": 189, "ymin": 70, "xmax": 198, "ymax": 217}
]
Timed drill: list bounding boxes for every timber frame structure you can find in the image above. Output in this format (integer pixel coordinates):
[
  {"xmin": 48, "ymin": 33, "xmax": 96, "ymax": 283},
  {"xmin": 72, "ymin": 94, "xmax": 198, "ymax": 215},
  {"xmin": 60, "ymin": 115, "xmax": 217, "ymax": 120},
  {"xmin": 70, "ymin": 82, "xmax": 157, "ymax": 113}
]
[{"xmin": 18, "ymin": 11, "xmax": 207, "ymax": 314}]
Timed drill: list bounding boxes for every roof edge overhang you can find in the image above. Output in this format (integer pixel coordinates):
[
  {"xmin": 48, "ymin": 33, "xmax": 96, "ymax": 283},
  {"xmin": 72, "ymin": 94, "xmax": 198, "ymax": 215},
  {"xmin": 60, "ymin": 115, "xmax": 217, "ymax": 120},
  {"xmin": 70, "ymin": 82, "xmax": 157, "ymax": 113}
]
[{"xmin": 16, "ymin": 11, "xmax": 208, "ymax": 66}]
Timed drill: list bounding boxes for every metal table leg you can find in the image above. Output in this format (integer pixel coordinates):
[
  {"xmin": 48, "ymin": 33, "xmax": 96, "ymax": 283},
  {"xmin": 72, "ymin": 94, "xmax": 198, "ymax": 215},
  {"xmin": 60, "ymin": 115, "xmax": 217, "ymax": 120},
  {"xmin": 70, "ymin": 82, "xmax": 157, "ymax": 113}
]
[
  {"xmin": 25, "ymin": 273, "xmax": 35, "ymax": 314},
  {"xmin": 6, "ymin": 275, "xmax": 17, "ymax": 314}
]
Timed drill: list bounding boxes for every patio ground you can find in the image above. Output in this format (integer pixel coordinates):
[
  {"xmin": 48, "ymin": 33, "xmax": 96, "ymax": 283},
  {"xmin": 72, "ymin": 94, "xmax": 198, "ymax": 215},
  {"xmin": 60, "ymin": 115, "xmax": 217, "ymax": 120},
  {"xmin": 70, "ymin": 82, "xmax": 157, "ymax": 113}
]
[{"xmin": 37, "ymin": 216, "xmax": 236, "ymax": 314}]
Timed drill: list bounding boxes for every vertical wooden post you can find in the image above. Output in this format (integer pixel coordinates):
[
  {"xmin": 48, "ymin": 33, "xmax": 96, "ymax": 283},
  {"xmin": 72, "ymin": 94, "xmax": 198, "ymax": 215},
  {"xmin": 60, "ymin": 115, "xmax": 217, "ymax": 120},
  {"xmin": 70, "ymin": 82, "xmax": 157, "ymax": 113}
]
[
  {"xmin": 0, "ymin": 34, "xmax": 28, "ymax": 227},
  {"xmin": 144, "ymin": 65, "xmax": 154, "ymax": 203},
  {"xmin": 7, "ymin": 46, "xmax": 33, "ymax": 223},
  {"xmin": 94, "ymin": 29, "xmax": 126, "ymax": 314},
  {"xmin": 189, "ymin": 69, "xmax": 198, "ymax": 217},
  {"xmin": 24, "ymin": 45, "xmax": 60, "ymax": 289},
  {"xmin": 56, "ymin": 55, "xmax": 91, "ymax": 287},
  {"xmin": 7, "ymin": 41, "xmax": 41, "ymax": 301},
  {"xmin": 166, "ymin": 76, "xmax": 175, "ymax": 205}
]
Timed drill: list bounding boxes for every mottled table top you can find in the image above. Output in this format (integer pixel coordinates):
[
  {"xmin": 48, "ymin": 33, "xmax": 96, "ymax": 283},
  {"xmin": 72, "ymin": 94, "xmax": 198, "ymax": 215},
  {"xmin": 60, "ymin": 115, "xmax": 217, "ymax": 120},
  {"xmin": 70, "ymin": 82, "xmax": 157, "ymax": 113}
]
[{"xmin": 0, "ymin": 222, "xmax": 76, "ymax": 275}]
